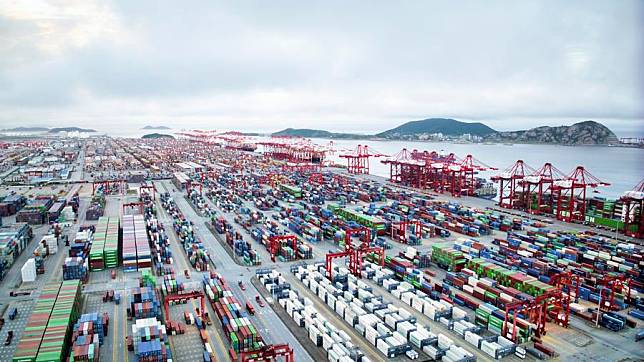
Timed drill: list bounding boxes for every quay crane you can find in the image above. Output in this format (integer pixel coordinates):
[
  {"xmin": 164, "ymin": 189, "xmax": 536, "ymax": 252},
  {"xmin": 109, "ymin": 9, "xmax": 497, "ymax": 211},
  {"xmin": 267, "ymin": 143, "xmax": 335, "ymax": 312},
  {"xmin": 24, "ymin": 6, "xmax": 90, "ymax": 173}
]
[
  {"xmin": 491, "ymin": 160, "xmax": 535, "ymax": 209},
  {"xmin": 551, "ymin": 166, "xmax": 609, "ymax": 222},
  {"xmin": 340, "ymin": 144, "xmax": 386, "ymax": 174},
  {"xmin": 620, "ymin": 178, "xmax": 644, "ymax": 239}
]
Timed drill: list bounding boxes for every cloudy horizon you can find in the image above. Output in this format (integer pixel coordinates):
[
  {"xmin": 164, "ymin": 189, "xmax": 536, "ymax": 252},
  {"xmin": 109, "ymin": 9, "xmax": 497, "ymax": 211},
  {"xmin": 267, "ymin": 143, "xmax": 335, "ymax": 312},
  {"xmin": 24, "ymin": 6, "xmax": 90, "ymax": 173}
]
[{"xmin": 1, "ymin": 1, "xmax": 642, "ymax": 136}]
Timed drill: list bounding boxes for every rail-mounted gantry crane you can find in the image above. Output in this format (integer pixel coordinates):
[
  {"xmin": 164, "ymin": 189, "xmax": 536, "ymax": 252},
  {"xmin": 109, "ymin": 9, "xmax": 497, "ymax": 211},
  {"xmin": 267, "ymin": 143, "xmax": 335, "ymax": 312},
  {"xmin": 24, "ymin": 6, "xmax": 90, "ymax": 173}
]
[
  {"xmin": 326, "ymin": 226, "xmax": 384, "ymax": 279},
  {"xmin": 240, "ymin": 343, "xmax": 294, "ymax": 362},
  {"xmin": 503, "ymin": 271, "xmax": 579, "ymax": 342},
  {"xmin": 139, "ymin": 184, "xmax": 156, "ymax": 200},
  {"xmin": 390, "ymin": 219, "xmax": 423, "ymax": 243},
  {"xmin": 92, "ymin": 179, "xmax": 126, "ymax": 195},
  {"xmin": 267, "ymin": 235, "xmax": 299, "ymax": 262}
]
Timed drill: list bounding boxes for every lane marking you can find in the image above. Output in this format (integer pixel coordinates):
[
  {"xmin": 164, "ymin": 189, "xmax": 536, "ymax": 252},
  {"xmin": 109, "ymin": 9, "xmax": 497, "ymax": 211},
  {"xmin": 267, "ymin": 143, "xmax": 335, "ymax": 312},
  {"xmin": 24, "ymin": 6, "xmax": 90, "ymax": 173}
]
[{"xmin": 112, "ymin": 301, "xmax": 118, "ymax": 362}]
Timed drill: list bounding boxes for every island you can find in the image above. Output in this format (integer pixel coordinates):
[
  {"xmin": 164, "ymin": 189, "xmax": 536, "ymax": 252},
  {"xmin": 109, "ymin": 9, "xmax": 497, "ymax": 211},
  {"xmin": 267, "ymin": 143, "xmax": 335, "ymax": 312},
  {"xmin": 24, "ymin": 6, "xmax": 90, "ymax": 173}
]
[
  {"xmin": 1, "ymin": 127, "xmax": 50, "ymax": 132},
  {"xmin": 48, "ymin": 127, "xmax": 96, "ymax": 133},
  {"xmin": 142, "ymin": 133, "xmax": 174, "ymax": 139},
  {"xmin": 142, "ymin": 125, "xmax": 171, "ymax": 130}
]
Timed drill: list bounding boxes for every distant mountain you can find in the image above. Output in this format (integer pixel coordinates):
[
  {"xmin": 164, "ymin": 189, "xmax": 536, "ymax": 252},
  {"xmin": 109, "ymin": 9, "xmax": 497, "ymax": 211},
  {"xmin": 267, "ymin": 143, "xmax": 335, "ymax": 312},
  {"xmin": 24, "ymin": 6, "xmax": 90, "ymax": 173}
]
[
  {"xmin": 272, "ymin": 128, "xmax": 369, "ymax": 139},
  {"xmin": 142, "ymin": 125, "xmax": 171, "ymax": 130},
  {"xmin": 1, "ymin": 127, "xmax": 50, "ymax": 132},
  {"xmin": 377, "ymin": 118, "xmax": 497, "ymax": 139},
  {"xmin": 485, "ymin": 121, "xmax": 619, "ymax": 145},
  {"xmin": 48, "ymin": 127, "xmax": 96, "ymax": 133},
  {"xmin": 142, "ymin": 133, "xmax": 174, "ymax": 139},
  {"xmin": 273, "ymin": 119, "xmax": 619, "ymax": 146}
]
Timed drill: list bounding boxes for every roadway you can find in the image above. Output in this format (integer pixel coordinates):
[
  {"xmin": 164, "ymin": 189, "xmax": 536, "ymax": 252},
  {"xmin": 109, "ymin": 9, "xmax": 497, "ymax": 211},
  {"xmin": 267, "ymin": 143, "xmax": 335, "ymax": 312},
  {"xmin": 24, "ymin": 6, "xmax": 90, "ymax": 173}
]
[{"xmin": 158, "ymin": 180, "xmax": 314, "ymax": 362}]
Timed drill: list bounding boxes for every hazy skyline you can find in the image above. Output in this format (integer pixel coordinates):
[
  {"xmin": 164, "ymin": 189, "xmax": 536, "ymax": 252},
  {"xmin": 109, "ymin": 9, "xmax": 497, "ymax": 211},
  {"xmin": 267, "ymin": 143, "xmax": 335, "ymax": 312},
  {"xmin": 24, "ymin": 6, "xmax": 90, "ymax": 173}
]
[{"xmin": 0, "ymin": 1, "xmax": 642, "ymax": 136}]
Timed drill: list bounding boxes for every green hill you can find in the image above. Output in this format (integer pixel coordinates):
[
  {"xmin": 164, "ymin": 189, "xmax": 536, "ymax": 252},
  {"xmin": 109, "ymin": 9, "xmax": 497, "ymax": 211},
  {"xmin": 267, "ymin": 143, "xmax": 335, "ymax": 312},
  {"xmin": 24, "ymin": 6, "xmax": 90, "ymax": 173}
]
[{"xmin": 377, "ymin": 118, "xmax": 497, "ymax": 138}]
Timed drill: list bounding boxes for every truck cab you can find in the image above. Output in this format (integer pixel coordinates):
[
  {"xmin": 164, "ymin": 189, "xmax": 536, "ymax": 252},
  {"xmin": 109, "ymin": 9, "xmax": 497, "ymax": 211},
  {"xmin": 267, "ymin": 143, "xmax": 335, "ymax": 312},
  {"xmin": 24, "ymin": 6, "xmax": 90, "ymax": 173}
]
[
  {"xmin": 4, "ymin": 331, "xmax": 13, "ymax": 346},
  {"xmin": 8, "ymin": 308, "xmax": 17, "ymax": 321},
  {"xmin": 246, "ymin": 301, "xmax": 255, "ymax": 315}
]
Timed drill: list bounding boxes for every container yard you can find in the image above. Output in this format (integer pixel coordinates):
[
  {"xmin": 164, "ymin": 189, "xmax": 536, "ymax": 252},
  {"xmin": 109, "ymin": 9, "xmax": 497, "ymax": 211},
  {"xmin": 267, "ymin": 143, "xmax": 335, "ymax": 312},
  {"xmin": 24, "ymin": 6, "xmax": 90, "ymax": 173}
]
[{"xmin": 0, "ymin": 133, "xmax": 641, "ymax": 362}]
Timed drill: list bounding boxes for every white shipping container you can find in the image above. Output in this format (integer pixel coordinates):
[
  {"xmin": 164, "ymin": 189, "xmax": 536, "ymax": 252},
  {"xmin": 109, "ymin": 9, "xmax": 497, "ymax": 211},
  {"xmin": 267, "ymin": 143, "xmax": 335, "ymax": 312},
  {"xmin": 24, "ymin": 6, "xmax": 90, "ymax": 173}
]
[
  {"xmin": 452, "ymin": 307, "xmax": 467, "ymax": 319},
  {"xmin": 376, "ymin": 338, "xmax": 391, "ymax": 357},
  {"xmin": 465, "ymin": 330, "xmax": 482, "ymax": 348},
  {"xmin": 423, "ymin": 345, "xmax": 440, "ymax": 359},
  {"xmin": 21, "ymin": 258, "xmax": 37, "ymax": 283},
  {"xmin": 438, "ymin": 333, "xmax": 454, "ymax": 349}
]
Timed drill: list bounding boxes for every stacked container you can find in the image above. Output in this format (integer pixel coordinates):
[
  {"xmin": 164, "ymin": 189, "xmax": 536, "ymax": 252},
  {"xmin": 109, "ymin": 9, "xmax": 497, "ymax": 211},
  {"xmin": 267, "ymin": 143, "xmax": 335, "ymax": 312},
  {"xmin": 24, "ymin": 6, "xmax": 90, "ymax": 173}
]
[
  {"xmin": 63, "ymin": 257, "xmax": 88, "ymax": 281},
  {"xmin": 121, "ymin": 215, "xmax": 137, "ymax": 272},
  {"xmin": 104, "ymin": 218, "xmax": 119, "ymax": 268},
  {"xmin": 13, "ymin": 280, "xmax": 82, "ymax": 362},
  {"xmin": 134, "ymin": 214, "xmax": 152, "ymax": 271},
  {"xmin": 0, "ymin": 223, "xmax": 33, "ymax": 280},
  {"xmin": 13, "ymin": 282, "xmax": 61, "ymax": 362},
  {"xmin": 203, "ymin": 273, "xmax": 264, "ymax": 353},
  {"xmin": 128, "ymin": 287, "xmax": 161, "ymax": 319},
  {"xmin": 21, "ymin": 258, "xmax": 37, "ymax": 283},
  {"xmin": 132, "ymin": 318, "xmax": 172, "ymax": 362},
  {"xmin": 89, "ymin": 218, "xmax": 107, "ymax": 271}
]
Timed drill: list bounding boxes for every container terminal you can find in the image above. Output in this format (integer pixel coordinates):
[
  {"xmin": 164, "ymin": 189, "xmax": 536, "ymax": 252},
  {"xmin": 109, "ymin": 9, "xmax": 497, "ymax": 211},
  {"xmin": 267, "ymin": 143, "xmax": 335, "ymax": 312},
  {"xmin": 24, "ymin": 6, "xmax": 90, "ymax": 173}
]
[{"xmin": 0, "ymin": 133, "xmax": 641, "ymax": 362}]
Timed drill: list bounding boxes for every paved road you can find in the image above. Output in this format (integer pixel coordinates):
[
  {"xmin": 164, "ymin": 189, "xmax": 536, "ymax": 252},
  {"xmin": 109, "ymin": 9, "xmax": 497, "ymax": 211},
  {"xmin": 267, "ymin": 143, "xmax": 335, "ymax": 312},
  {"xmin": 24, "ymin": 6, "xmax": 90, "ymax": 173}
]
[
  {"xmin": 154, "ymin": 184, "xmax": 230, "ymax": 362},
  {"xmin": 157, "ymin": 180, "xmax": 314, "ymax": 362}
]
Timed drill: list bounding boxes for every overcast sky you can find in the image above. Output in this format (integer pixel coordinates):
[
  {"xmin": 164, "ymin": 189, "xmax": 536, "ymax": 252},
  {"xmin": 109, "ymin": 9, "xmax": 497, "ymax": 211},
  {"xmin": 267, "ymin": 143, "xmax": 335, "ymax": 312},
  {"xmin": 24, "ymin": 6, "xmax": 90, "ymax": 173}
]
[{"xmin": 0, "ymin": 1, "xmax": 642, "ymax": 136}]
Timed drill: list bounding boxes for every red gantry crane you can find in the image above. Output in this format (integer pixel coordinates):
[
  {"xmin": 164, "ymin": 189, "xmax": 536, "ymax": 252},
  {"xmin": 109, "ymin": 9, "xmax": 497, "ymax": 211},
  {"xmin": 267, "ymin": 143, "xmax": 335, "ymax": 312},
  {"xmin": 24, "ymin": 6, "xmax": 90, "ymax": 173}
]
[
  {"xmin": 186, "ymin": 179, "xmax": 203, "ymax": 195},
  {"xmin": 139, "ymin": 184, "xmax": 156, "ymax": 201},
  {"xmin": 381, "ymin": 148, "xmax": 428, "ymax": 188},
  {"xmin": 122, "ymin": 201, "xmax": 145, "ymax": 215},
  {"xmin": 340, "ymin": 144, "xmax": 386, "ymax": 174},
  {"xmin": 521, "ymin": 163, "xmax": 567, "ymax": 215},
  {"xmin": 620, "ymin": 178, "xmax": 644, "ymax": 239},
  {"xmin": 390, "ymin": 219, "xmax": 423, "ymax": 244},
  {"xmin": 268, "ymin": 235, "xmax": 298, "ymax": 262},
  {"xmin": 92, "ymin": 179, "xmax": 126, "ymax": 195},
  {"xmin": 457, "ymin": 154, "xmax": 497, "ymax": 196},
  {"xmin": 551, "ymin": 166, "xmax": 610, "ymax": 222},
  {"xmin": 240, "ymin": 344, "xmax": 294, "ymax": 362},
  {"xmin": 503, "ymin": 288, "xmax": 571, "ymax": 342},
  {"xmin": 326, "ymin": 226, "xmax": 384, "ymax": 279},
  {"xmin": 596, "ymin": 274, "xmax": 636, "ymax": 311},
  {"xmin": 492, "ymin": 160, "xmax": 536, "ymax": 209},
  {"xmin": 415, "ymin": 151, "xmax": 458, "ymax": 194}
]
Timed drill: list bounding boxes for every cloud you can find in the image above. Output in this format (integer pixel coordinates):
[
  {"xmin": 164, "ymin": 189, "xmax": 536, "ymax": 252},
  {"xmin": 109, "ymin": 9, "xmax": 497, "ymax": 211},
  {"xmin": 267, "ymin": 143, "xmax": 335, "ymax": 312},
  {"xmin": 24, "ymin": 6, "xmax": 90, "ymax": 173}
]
[{"xmin": 0, "ymin": 0, "xmax": 642, "ymax": 135}]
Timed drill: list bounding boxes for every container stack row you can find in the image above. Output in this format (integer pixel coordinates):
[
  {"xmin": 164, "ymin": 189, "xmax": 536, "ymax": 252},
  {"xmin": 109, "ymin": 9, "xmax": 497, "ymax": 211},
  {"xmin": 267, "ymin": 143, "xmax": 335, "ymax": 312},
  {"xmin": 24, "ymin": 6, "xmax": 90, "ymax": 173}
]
[
  {"xmin": 89, "ymin": 218, "xmax": 107, "ymax": 271},
  {"xmin": 0, "ymin": 223, "xmax": 33, "ymax": 280},
  {"xmin": 364, "ymin": 261, "xmax": 518, "ymax": 360},
  {"xmin": 13, "ymin": 280, "xmax": 82, "ymax": 362},
  {"xmin": 258, "ymin": 269, "xmax": 368, "ymax": 362},
  {"xmin": 63, "ymin": 257, "xmax": 88, "ymax": 281},
  {"xmin": 213, "ymin": 217, "xmax": 260, "ymax": 266},
  {"xmin": 203, "ymin": 272, "xmax": 264, "ymax": 353},
  {"xmin": 131, "ymin": 318, "xmax": 172, "ymax": 362},
  {"xmin": 104, "ymin": 218, "xmax": 119, "ymax": 268},
  {"xmin": 160, "ymin": 193, "xmax": 211, "ymax": 271},
  {"xmin": 70, "ymin": 312, "xmax": 107, "ymax": 361},
  {"xmin": 145, "ymin": 216, "xmax": 173, "ymax": 270},
  {"xmin": 122, "ymin": 215, "xmax": 137, "ymax": 272},
  {"xmin": 122, "ymin": 214, "xmax": 152, "ymax": 272},
  {"xmin": 294, "ymin": 264, "xmax": 417, "ymax": 359},
  {"xmin": 128, "ymin": 287, "xmax": 161, "ymax": 320}
]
